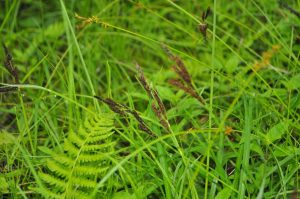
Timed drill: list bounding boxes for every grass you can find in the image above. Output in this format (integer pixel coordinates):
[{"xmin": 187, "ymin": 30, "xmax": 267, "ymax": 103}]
[{"xmin": 1, "ymin": 0, "xmax": 300, "ymax": 198}]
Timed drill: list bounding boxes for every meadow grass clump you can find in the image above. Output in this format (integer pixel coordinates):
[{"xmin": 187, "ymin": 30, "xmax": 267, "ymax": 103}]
[{"xmin": 0, "ymin": 0, "xmax": 300, "ymax": 198}]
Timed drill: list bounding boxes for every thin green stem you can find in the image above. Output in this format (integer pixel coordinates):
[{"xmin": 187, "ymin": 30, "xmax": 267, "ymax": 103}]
[{"xmin": 205, "ymin": 0, "xmax": 217, "ymax": 198}]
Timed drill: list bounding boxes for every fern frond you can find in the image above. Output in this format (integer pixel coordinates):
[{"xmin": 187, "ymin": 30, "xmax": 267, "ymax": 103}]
[
  {"xmin": 71, "ymin": 176, "xmax": 98, "ymax": 188},
  {"xmin": 53, "ymin": 154, "xmax": 74, "ymax": 166},
  {"xmin": 85, "ymin": 132, "xmax": 114, "ymax": 144},
  {"xmin": 34, "ymin": 187, "xmax": 62, "ymax": 199},
  {"xmin": 63, "ymin": 139, "xmax": 80, "ymax": 157},
  {"xmin": 39, "ymin": 172, "xmax": 66, "ymax": 190},
  {"xmin": 67, "ymin": 189, "xmax": 90, "ymax": 199},
  {"xmin": 37, "ymin": 113, "xmax": 116, "ymax": 198},
  {"xmin": 81, "ymin": 142, "xmax": 116, "ymax": 152},
  {"xmin": 77, "ymin": 152, "xmax": 114, "ymax": 163},
  {"xmin": 68, "ymin": 130, "xmax": 84, "ymax": 147},
  {"xmin": 47, "ymin": 160, "xmax": 70, "ymax": 177},
  {"xmin": 74, "ymin": 165, "xmax": 109, "ymax": 176}
]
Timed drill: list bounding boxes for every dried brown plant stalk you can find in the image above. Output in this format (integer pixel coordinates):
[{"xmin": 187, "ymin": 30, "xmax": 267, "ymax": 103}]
[
  {"xmin": 94, "ymin": 96, "xmax": 155, "ymax": 137},
  {"xmin": 152, "ymin": 89, "xmax": 167, "ymax": 117},
  {"xmin": 0, "ymin": 86, "xmax": 17, "ymax": 93},
  {"xmin": 281, "ymin": 3, "xmax": 300, "ymax": 19},
  {"xmin": 0, "ymin": 43, "xmax": 19, "ymax": 93},
  {"xmin": 161, "ymin": 45, "xmax": 192, "ymax": 87},
  {"xmin": 2, "ymin": 43, "xmax": 19, "ymax": 83},
  {"xmin": 168, "ymin": 79, "xmax": 205, "ymax": 105},
  {"xmin": 161, "ymin": 44, "xmax": 205, "ymax": 105},
  {"xmin": 136, "ymin": 64, "xmax": 170, "ymax": 132},
  {"xmin": 199, "ymin": 6, "xmax": 210, "ymax": 41},
  {"xmin": 172, "ymin": 58, "xmax": 192, "ymax": 87},
  {"xmin": 151, "ymin": 103, "xmax": 169, "ymax": 130}
]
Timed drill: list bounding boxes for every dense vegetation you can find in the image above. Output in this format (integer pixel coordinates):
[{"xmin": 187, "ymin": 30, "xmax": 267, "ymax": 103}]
[{"xmin": 1, "ymin": 0, "xmax": 300, "ymax": 198}]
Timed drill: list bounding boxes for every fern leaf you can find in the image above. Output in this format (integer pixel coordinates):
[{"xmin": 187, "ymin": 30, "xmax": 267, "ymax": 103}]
[
  {"xmin": 77, "ymin": 152, "xmax": 114, "ymax": 163},
  {"xmin": 37, "ymin": 113, "xmax": 116, "ymax": 198},
  {"xmin": 33, "ymin": 187, "xmax": 62, "ymax": 199},
  {"xmin": 82, "ymin": 142, "xmax": 116, "ymax": 152},
  {"xmin": 67, "ymin": 189, "xmax": 91, "ymax": 199},
  {"xmin": 53, "ymin": 154, "xmax": 74, "ymax": 166},
  {"xmin": 47, "ymin": 160, "xmax": 70, "ymax": 177},
  {"xmin": 68, "ymin": 130, "xmax": 84, "ymax": 147},
  {"xmin": 85, "ymin": 132, "xmax": 114, "ymax": 144},
  {"xmin": 71, "ymin": 176, "xmax": 98, "ymax": 188},
  {"xmin": 63, "ymin": 139, "xmax": 80, "ymax": 157},
  {"xmin": 74, "ymin": 165, "xmax": 109, "ymax": 175},
  {"xmin": 39, "ymin": 172, "xmax": 66, "ymax": 190}
]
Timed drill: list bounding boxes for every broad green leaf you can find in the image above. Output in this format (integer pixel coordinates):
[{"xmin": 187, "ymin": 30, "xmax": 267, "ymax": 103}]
[
  {"xmin": 112, "ymin": 191, "xmax": 136, "ymax": 199},
  {"xmin": 285, "ymin": 74, "xmax": 300, "ymax": 90},
  {"xmin": 273, "ymin": 146, "xmax": 300, "ymax": 157},
  {"xmin": 38, "ymin": 146, "xmax": 54, "ymax": 156},
  {"xmin": 250, "ymin": 142, "xmax": 264, "ymax": 157},
  {"xmin": 0, "ymin": 176, "xmax": 9, "ymax": 193},
  {"xmin": 265, "ymin": 121, "xmax": 288, "ymax": 144},
  {"xmin": 156, "ymin": 86, "xmax": 176, "ymax": 103},
  {"xmin": 225, "ymin": 55, "xmax": 239, "ymax": 73},
  {"xmin": 216, "ymin": 187, "xmax": 232, "ymax": 199},
  {"xmin": 0, "ymin": 132, "xmax": 16, "ymax": 145},
  {"xmin": 290, "ymin": 93, "xmax": 300, "ymax": 109},
  {"xmin": 214, "ymin": 57, "xmax": 223, "ymax": 69},
  {"xmin": 44, "ymin": 22, "xmax": 65, "ymax": 38}
]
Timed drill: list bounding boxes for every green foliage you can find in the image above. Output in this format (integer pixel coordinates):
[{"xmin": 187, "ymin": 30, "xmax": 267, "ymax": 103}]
[
  {"xmin": 1, "ymin": 0, "xmax": 300, "ymax": 198},
  {"xmin": 265, "ymin": 121, "xmax": 289, "ymax": 144},
  {"xmin": 35, "ymin": 114, "xmax": 116, "ymax": 199},
  {"xmin": 0, "ymin": 131, "xmax": 16, "ymax": 146},
  {"xmin": 285, "ymin": 74, "xmax": 300, "ymax": 90}
]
